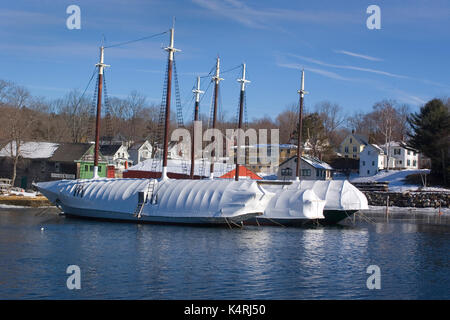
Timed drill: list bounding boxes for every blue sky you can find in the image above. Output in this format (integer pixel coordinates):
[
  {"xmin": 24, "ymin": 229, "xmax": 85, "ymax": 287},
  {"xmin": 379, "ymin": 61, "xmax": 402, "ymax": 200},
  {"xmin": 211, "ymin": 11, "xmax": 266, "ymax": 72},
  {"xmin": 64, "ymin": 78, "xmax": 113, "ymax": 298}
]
[{"xmin": 1, "ymin": 0, "xmax": 449, "ymax": 121}]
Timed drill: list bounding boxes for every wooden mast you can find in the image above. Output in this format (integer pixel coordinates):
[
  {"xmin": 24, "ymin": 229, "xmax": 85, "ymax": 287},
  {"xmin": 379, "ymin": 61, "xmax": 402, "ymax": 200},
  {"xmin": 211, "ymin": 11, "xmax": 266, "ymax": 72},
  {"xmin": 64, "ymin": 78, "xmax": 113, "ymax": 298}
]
[
  {"xmin": 209, "ymin": 57, "xmax": 223, "ymax": 179},
  {"xmin": 162, "ymin": 28, "xmax": 179, "ymax": 180},
  {"xmin": 235, "ymin": 63, "xmax": 250, "ymax": 181},
  {"xmin": 295, "ymin": 69, "xmax": 308, "ymax": 181},
  {"xmin": 93, "ymin": 46, "xmax": 109, "ymax": 179},
  {"xmin": 190, "ymin": 76, "xmax": 204, "ymax": 179}
]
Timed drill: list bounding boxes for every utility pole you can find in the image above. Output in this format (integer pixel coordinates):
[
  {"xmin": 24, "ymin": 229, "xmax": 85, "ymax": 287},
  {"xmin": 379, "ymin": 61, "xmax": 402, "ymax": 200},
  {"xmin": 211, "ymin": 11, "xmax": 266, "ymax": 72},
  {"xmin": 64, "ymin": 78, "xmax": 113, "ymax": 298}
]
[
  {"xmin": 190, "ymin": 76, "xmax": 203, "ymax": 179},
  {"xmin": 93, "ymin": 46, "xmax": 110, "ymax": 179},
  {"xmin": 295, "ymin": 69, "xmax": 308, "ymax": 181},
  {"xmin": 235, "ymin": 63, "xmax": 250, "ymax": 181}
]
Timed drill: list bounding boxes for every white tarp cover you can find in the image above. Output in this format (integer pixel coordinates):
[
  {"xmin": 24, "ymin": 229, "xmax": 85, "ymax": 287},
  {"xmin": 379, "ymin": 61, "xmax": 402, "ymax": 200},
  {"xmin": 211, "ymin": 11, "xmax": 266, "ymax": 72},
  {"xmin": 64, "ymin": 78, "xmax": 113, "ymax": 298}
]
[
  {"xmin": 261, "ymin": 180, "xmax": 368, "ymax": 211},
  {"xmin": 36, "ymin": 178, "xmax": 271, "ymax": 218},
  {"xmin": 262, "ymin": 186, "xmax": 325, "ymax": 219}
]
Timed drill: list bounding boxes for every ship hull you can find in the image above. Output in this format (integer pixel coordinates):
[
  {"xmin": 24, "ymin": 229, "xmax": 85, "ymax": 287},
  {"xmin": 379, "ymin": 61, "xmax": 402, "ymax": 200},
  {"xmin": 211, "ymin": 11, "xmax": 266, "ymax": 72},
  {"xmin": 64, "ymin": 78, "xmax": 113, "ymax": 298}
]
[
  {"xmin": 60, "ymin": 204, "xmax": 258, "ymax": 226},
  {"xmin": 321, "ymin": 210, "xmax": 358, "ymax": 225},
  {"xmin": 244, "ymin": 216, "xmax": 320, "ymax": 227}
]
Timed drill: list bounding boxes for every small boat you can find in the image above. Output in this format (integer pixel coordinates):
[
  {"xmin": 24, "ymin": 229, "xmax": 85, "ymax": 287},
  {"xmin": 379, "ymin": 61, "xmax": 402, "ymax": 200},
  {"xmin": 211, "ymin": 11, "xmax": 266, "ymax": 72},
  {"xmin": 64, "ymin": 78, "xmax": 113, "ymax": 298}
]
[{"xmin": 257, "ymin": 180, "xmax": 368, "ymax": 225}]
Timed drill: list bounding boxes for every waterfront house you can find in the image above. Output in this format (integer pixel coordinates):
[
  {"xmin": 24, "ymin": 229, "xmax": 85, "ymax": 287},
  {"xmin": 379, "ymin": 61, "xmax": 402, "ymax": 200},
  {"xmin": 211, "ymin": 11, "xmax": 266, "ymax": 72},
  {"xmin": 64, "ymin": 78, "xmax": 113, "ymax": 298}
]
[
  {"xmin": 100, "ymin": 143, "xmax": 130, "ymax": 172},
  {"xmin": 339, "ymin": 131, "xmax": 369, "ymax": 159},
  {"xmin": 359, "ymin": 144, "xmax": 386, "ymax": 177},
  {"xmin": 0, "ymin": 141, "xmax": 108, "ymax": 187},
  {"xmin": 381, "ymin": 141, "xmax": 419, "ymax": 170},
  {"xmin": 277, "ymin": 155, "xmax": 333, "ymax": 180},
  {"xmin": 128, "ymin": 140, "xmax": 153, "ymax": 165}
]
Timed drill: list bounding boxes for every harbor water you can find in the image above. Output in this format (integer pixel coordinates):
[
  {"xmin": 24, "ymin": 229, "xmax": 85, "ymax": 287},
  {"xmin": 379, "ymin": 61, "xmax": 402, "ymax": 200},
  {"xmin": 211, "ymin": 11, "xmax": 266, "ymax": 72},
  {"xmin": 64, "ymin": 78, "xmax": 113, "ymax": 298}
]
[{"xmin": 0, "ymin": 208, "xmax": 449, "ymax": 299}]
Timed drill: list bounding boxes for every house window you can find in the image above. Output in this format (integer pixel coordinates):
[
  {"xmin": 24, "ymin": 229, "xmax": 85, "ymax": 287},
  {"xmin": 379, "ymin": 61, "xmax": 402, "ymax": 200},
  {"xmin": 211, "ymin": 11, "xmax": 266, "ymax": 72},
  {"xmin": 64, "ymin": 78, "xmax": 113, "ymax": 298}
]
[
  {"xmin": 98, "ymin": 166, "xmax": 102, "ymax": 172},
  {"xmin": 90, "ymin": 165, "xmax": 94, "ymax": 171},
  {"xmin": 368, "ymin": 151, "xmax": 371, "ymax": 155},
  {"xmin": 350, "ymin": 138, "xmax": 352, "ymax": 143},
  {"xmin": 54, "ymin": 162, "xmax": 60, "ymax": 173},
  {"xmin": 413, "ymin": 160, "xmax": 417, "ymax": 166},
  {"xmin": 84, "ymin": 165, "xmax": 89, "ymax": 172},
  {"xmin": 372, "ymin": 161, "xmax": 375, "ymax": 166},
  {"xmin": 407, "ymin": 160, "xmax": 410, "ymax": 166},
  {"xmin": 408, "ymin": 150, "xmax": 411, "ymax": 155},
  {"xmin": 394, "ymin": 149, "xmax": 401, "ymax": 155},
  {"xmin": 302, "ymin": 169, "xmax": 311, "ymax": 176},
  {"xmin": 398, "ymin": 160, "xmax": 402, "ymax": 165},
  {"xmin": 344, "ymin": 146, "xmax": 349, "ymax": 153},
  {"xmin": 281, "ymin": 168, "xmax": 292, "ymax": 176},
  {"xmin": 352, "ymin": 154, "xmax": 357, "ymax": 159},
  {"xmin": 362, "ymin": 161, "xmax": 366, "ymax": 166},
  {"xmin": 41, "ymin": 161, "xmax": 46, "ymax": 173},
  {"xmin": 353, "ymin": 146, "xmax": 357, "ymax": 152},
  {"xmin": 367, "ymin": 170, "xmax": 370, "ymax": 175},
  {"xmin": 316, "ymin": 170, "xmax": 319, "ymax": 177}
]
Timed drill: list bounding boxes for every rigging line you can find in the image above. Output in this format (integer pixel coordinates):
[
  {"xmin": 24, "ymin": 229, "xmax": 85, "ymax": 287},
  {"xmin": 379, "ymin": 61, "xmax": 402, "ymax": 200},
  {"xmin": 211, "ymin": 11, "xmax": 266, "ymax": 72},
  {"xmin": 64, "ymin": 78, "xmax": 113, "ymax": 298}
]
[
  {"xmin": 221, "ymin": 64, "xmax": 242, "ymax": 74},
  {"xmin": 104, "ymin": 30, "xmax": 169, "ymax": 48},
  {"xmin": 74, "ymin": 66, "xmax": 97, "ymax": 112}
]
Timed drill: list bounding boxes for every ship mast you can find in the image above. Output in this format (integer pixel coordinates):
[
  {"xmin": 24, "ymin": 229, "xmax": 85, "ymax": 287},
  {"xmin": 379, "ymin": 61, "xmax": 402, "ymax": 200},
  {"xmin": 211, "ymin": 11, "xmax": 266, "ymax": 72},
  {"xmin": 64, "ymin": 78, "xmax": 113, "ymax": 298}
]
[
  {"xmin": 235, "ymin": 63, "xmax": 250, "ymax": 181},
  {"xmin": 209, "ymin": 57, "xmax": 223, "ymax": 179},
  {"xmin": 93, "ymin": 46, "xmax": 110, "ymax": 179},
  {"xmin": 190, "ymin": 76, "xmax": 204, "ymax": 179},
  {"xmin": 161, "ymin": 28, "xmax": 180, "ymax": 180},
  {"xmin": 295, "ymin": 69, "xmax": 308, "ymax": 181}
]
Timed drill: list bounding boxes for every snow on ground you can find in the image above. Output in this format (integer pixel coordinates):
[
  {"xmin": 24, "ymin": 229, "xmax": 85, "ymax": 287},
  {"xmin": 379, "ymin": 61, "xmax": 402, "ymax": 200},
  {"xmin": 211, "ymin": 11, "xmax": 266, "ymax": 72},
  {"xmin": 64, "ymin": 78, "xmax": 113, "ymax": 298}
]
[
  {"xmin": 8, "ymin": 190, "xmax": 37, "ymax": 197},
  {"xmin": 350, "ymin": 169, "xmax": 449, "ymax": 192}
]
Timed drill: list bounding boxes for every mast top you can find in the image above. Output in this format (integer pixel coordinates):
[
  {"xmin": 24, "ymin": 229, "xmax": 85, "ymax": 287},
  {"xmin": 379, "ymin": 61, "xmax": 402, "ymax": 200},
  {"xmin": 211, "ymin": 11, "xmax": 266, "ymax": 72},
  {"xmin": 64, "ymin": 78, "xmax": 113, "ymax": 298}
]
[
  {"xmin": 212, "ymin": 56, "xmax": 224, "ymax": 84},
  {"xmin": 192, "ymin": 76, "xmax": 204, "ymax": 103},
  {"xmin": 164, "ymin": 28, "xmax": 180, "ymax": 60},
  {"xmin": 237, "ymin": 63, "xmax": 250, "ymax": 91},
  {"xmin": 297, "ymin": 69, "xmax": 308, "ymax": 97},
  {"xmin": 95, "ymin": 46, "xmax": 110, "ymax": 75}
]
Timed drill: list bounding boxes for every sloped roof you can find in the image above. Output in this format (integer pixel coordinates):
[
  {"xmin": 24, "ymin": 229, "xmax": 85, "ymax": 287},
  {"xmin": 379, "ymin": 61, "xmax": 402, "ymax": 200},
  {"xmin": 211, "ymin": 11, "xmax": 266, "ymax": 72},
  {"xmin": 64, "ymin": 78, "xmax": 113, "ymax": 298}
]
[
  {"xmin": 129, "ymin": 140, "xmax": 150, "ymax": 150},
  {"xmin": 49, "ymin": 143, "xmax": 93, "ymax": 162},
  {"xmin": 100, "ymin": 144, "xmax": 122, "ymax": 156},
  {"xmin": 0, "ymin": 141, "xmax": 59, "ymax": 159},
  {"xmin": 219, "ymin": 166, "xmax": 262, "ymax": 180},
  {"xmin": 279, "ymin": 155, "xmax": 333, "ymax": 170}
]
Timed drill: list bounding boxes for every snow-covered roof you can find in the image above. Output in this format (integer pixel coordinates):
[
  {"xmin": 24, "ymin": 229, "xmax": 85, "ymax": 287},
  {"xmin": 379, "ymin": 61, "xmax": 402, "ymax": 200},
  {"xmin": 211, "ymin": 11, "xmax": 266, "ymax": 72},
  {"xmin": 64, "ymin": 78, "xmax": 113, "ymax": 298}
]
[
  {"xmin": 380, "ymin": 141, "xmax": 418, "ymax": 152},
  {"xmin": 0, "ymin": 141, "xmax": 59, "ymax": 159},
  {"xmin": 280, "ymin": 155, "xmax": 333, "ymax": 170}
]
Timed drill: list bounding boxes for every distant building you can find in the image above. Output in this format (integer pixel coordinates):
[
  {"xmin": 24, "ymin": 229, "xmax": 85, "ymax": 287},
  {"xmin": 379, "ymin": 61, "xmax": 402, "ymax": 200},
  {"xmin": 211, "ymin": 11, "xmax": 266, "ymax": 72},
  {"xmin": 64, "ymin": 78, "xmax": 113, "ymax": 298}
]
[
  {"xmin": 128, "ymin": 140, "xmax": 153, "ymax": 165},
  {"xmin": 0, "ymin": 141, "xmax": 108, "ymax": 187},
  {"xmin": 339, "ymin": 131, "xmax": 369, "ymax": 159},
  {"xmin": 277, "ymin": 155, "xmax": 333, "ymax": 181},
  {"xmin": 99, "ymin": 144, "xmax": 130, "ymax": 172},
  {"xmin": 359, "ymin": 144, "xmax": 386, "ymax": 177},
  {"xmin": 381, "ymin": 141, "xmax": 419, "ymax": 170},
  {"xmin": 219, "ymin": 166, "xmax": 262, "ymax": 180}
]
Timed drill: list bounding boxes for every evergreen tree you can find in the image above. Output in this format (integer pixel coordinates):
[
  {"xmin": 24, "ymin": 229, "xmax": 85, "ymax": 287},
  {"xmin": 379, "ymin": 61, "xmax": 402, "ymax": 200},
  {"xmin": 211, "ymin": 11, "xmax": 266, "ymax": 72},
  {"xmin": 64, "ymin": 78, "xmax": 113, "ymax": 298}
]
[{"xmin": 408, "ymin": 99, "xmax": 450, "ymax": 186}]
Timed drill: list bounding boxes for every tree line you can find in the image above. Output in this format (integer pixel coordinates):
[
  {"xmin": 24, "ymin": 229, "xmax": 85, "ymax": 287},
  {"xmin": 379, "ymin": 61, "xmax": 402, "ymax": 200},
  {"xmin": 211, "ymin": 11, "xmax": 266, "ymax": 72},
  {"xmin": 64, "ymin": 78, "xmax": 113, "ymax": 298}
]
[{"xmin": 0, "ymin": 79, "xmax": 449, "ymax": 186}]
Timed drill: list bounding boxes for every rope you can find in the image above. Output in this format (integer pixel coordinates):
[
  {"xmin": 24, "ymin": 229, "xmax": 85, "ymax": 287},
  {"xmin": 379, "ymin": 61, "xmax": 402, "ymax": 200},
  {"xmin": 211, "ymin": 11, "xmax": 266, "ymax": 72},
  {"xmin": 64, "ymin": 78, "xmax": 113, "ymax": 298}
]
[{"xmin": 104, "ymin": 30, "xmax": 169, "ymax": 48}]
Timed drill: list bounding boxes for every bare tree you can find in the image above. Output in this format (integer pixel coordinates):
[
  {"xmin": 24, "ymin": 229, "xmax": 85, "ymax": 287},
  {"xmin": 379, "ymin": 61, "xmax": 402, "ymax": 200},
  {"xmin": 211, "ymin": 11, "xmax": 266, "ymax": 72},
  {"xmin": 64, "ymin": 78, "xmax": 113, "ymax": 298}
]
[
  {"xmin": 0, "ymin": 82, "xmax": 34, "ymax": 186},
  {"xmin": 275, "ymin": 104, "xmax": 298, "ymax": 144},
  {"xmin": 315, "ymin": 101, "xmax": 345, "ymax": 148}
]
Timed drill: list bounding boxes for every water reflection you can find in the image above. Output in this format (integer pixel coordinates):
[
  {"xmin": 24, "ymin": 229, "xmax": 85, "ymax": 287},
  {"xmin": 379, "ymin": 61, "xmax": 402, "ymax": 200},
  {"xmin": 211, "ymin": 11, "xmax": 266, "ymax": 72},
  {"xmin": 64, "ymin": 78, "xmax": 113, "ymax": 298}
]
[{"xmin": 0, "ymin": 209, "xmax": 449, "ymax": 299}]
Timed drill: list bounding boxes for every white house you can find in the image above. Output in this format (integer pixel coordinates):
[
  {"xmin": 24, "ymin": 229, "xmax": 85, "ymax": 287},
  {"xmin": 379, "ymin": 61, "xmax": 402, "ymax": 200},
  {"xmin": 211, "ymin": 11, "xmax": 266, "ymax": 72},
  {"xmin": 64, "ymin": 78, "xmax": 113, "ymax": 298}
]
[
  {"xmin": 128, "ymin": 140, "xmax": 152, "ymax": 165},
  {"xmin": 382, "ymin": 141, "xmax": 419, "ymax": 170},
  {"xmin": 359, "ymin": 144, "xmax": 385, "ymax": 177},
  {"xmin": 99, "ymin": 144, "xmax": 130, "ymax": 171},
  {"xmin": 277, "ymin": 155, "xmax": 333, "ymax": 181}
]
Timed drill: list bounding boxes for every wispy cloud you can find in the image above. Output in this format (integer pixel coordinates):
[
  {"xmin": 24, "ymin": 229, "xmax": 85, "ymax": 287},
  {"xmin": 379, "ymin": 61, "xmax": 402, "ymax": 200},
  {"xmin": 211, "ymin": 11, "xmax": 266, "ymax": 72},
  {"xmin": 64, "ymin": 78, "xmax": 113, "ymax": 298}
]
[
  {"xmin": 191, "ymin": 0, "xmax": 357, "ymax": 29},
  {"xmin": 287, "ymin": 53, "xmax": 407, "ymax": 79},
  {"xmin": 334, "ymin": 50, "xmax": 383, "ymax": 62},
  {"xmin": 277, "ymin": 62, "xmax": 356, "ymax": 82}
]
